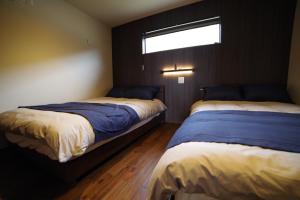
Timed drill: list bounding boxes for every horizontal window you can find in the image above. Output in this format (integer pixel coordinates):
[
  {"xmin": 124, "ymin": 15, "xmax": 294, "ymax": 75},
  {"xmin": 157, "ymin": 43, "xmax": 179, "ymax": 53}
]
[{"xmin": 142, "ymin": 17, "xmax": 221, "ymax": 54}]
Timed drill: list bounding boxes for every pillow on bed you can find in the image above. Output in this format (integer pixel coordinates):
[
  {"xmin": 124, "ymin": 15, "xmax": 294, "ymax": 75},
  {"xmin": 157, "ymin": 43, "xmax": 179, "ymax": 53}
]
[
  {"xmin": 203, "ymin": 86, "xmax": 242, "ymax": 101},
  {"xmin": 125, "ymin": 86, "xmax": 160, "ymax": 100},
  {"xmin": 243, "ymin": 85, "xmax": 292, "ymax": 103},
  {"xmin": 106, "ymin": 87, "xmax": 126, "ymax": 98},
  {"xmin": 107, "ymin": 86, "xmax": 159, "ymax": 100}
]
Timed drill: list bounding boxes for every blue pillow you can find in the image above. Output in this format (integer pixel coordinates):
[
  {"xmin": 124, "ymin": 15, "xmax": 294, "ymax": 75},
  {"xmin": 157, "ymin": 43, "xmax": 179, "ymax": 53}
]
[
  {"xmin": 107, "ymin": 86, "xmax": 159, "ymax": 100},
  {"xmin": 243, "ymin": 85, "xmax": 292, "ymax": 103},
  {"xmin": 106, "ymin": 87, "xmax": 126, "ymax": 98},
  {"xmin": 203, "ymin": 86, "xmax": 242, "ymax": 101},
  {"xmin": 125, "ymin": 86, "xmax": 160, "ymax": 100}
]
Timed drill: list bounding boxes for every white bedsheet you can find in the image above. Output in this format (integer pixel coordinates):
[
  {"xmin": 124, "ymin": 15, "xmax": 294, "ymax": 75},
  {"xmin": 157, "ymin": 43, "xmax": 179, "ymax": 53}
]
[
  {"xmin": 147, "ymin": 101, "xmax": 300, "ymax": 200},
  {"xmin": 0, "ymin": 97, "xmax": 166, "ymax": 163},
  {"xmin": 5, "ymin": 114, "xmax": 159, "ymax": 161},
  {"xmin": 191, "ymin": 100, "xmax": 300, "ymax": 115}
]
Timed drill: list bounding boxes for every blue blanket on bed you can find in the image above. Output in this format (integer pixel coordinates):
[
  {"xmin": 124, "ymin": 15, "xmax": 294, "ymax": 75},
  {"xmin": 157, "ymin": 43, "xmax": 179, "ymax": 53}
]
[
  {"xmin": 167, "ymin": 110, "xmax": 300, "ymax": 153},
  {"xmin": 21, "ymin": 102, "xmax": 140, "ymax": 142}
]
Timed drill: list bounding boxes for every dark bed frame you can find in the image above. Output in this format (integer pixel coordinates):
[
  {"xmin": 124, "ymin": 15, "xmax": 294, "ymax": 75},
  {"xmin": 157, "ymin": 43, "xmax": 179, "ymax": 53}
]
[{"xmin": 9, "ymin": 86, "xmax": 165, "ymax": 183}]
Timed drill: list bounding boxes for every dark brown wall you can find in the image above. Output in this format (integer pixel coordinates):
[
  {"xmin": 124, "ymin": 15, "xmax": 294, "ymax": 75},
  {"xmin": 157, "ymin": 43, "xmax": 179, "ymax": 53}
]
[{"xmin": 112, "ymin": 0, "xmax": 296, "ymax": 123}]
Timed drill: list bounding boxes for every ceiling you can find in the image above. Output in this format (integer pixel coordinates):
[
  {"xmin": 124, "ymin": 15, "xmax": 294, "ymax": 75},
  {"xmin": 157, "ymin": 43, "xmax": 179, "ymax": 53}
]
[{"xmin": 66, "ymin": 0, "xmax": 200, "ymax": 27}]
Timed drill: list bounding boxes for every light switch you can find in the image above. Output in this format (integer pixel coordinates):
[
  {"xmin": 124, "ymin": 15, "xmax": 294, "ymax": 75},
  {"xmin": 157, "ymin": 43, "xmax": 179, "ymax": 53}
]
[{"xmin": 178, "ymin": 77, "xmax": 184, "ymax": 84}]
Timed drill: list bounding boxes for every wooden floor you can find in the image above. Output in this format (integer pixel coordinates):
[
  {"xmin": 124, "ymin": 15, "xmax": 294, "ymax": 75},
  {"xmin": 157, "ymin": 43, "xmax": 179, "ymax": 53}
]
[{"xmin": 0, "ymin": 123, "xmax": 178, "ymax": 200}]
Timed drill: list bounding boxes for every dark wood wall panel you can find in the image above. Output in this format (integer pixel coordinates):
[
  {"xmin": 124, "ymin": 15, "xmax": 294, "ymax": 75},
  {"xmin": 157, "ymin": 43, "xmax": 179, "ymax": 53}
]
[{"xmin": 112, "ymin": 0, "xmax": 296, "ymax": 123}]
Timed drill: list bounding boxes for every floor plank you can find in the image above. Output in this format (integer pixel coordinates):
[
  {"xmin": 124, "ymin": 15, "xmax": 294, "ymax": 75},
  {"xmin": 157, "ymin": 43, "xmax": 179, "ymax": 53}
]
[{"xmin": 0, "ymin": 123, "xmax": 178, "ymax": 200}]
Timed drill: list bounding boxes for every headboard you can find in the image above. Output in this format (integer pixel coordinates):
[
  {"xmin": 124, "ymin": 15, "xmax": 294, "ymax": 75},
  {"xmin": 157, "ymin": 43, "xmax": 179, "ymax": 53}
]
[
  {"xmin": 155, "ymin": 86, "xmax": 165, "ymax": 103},
  {"xmin": 199, "ymin": 87, "xmax": 206, "ymax": 100}
]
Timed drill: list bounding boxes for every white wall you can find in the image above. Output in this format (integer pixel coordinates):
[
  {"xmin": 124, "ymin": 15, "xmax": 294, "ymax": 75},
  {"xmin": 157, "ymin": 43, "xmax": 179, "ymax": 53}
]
[
  {"xmin": 288, "ymin": 0, "xmax": 300, "ymax": 104},
  {"xmin": 0, "ymin": 0, "xmax": 113, "ymax": 148}
]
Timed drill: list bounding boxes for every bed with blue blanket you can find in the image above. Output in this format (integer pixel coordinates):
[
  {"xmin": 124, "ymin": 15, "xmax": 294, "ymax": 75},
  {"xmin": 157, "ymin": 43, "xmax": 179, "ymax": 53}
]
[
  {"xmin": 20, "ymin": 102, "xmax": 141, "ymax": 143},
  {"xmin": 148, "ymin": 100, "xmax": 300, "ymax": 200},
  {"xmin": 0, "ymin": 97, "xmax": 166, "ymax": 163},
  {"xmin": 0, "ymin": 92, "xmax": 166, "ymax": 182}
]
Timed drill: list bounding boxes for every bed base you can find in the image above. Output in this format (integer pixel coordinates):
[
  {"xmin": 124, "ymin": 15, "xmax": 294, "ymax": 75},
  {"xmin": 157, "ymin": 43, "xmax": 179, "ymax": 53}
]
[{"xmin": 10, "ymin": 112, "xmax": 165, "ymax": 183}]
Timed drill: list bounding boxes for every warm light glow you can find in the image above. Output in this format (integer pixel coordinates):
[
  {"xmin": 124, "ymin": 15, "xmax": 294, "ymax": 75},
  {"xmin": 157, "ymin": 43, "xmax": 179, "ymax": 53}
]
[
  {"xmin": 162, "ymin": 70, "xmax": 194, "ymax": 76},
  {"xmin": 176, "ymin": 65, "xmax": 194, "ymax": 70},
  {"xmin": 162, "ymin": 66, "xmax": 175, "ymax": 71},
  {"xmin": 143, "ymin": 24, "xmax": 221, "ymax": 54}
]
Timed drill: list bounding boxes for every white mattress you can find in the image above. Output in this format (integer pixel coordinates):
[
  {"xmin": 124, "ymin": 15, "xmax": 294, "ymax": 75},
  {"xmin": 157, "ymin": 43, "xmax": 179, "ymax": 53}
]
[
  {"xmin": 191, "ymin": 100, "xmax": 300, "ymax": 115},
  {"xmin": 0, "ymin": 97, "xmax": 166, "ymax": 162},
  {"xmin": 5, "ymin": 113, "xmax": 159, "ymax": 161},
  {"xmin": 147, "ymin": 101, "xmax": 300, "ymax": 200}
]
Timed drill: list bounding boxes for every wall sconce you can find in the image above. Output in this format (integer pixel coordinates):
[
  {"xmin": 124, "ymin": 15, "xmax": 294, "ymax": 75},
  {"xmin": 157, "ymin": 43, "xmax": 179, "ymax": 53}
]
[{"xmin": 161, "ymin": 64, "xmax": 194, "ymax": 76}]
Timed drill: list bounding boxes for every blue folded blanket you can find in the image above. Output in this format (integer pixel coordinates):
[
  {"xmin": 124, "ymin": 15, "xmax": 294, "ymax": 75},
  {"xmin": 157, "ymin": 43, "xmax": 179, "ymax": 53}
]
[
  {"xmin": 21, "ymin": 102, "xmax": 140, "ymax": 142},
  {"xmin": 167, "ymin": 110, "xmax": 300, "ymax": 153}
]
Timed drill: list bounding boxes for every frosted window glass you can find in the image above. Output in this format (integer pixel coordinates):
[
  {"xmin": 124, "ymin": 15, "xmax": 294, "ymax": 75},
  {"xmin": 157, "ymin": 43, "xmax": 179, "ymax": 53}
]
[{"xmin": 143, "ymin": 24, "xmax": 220, "ymax": 54}]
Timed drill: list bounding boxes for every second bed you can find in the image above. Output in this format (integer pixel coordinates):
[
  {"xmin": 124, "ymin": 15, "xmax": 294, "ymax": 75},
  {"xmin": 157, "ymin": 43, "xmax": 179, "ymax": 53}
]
[{"xmin": 148, "ymin": 100, "xmax": 300, "ymax": 200}]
